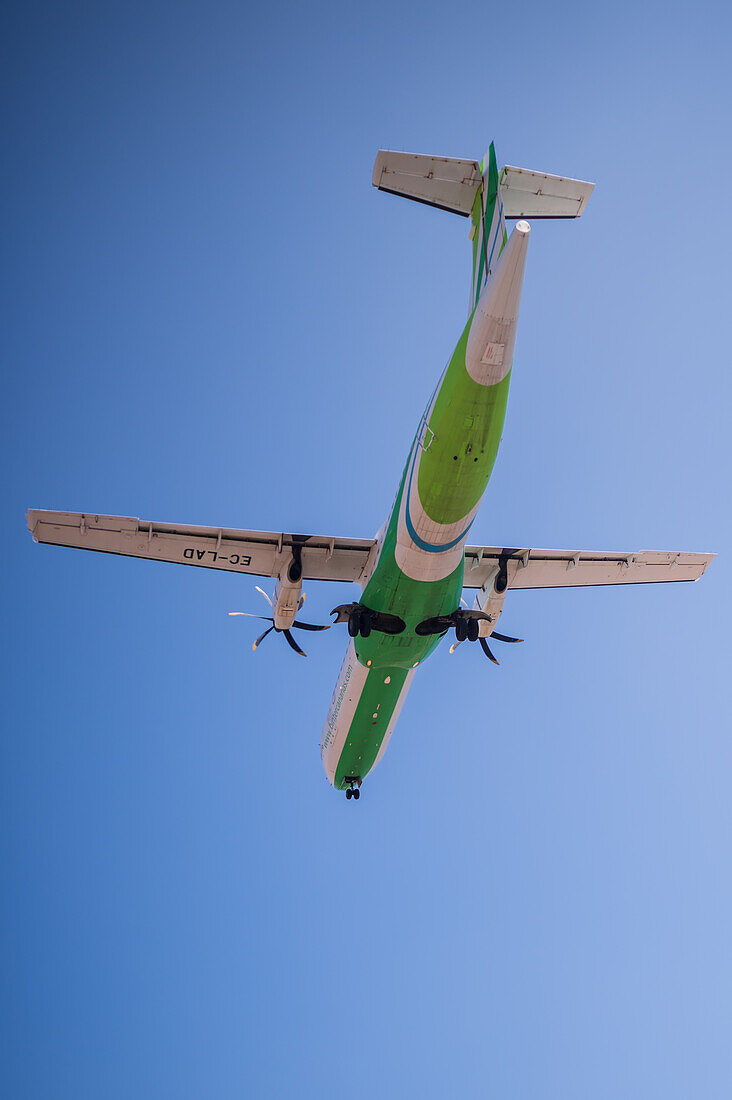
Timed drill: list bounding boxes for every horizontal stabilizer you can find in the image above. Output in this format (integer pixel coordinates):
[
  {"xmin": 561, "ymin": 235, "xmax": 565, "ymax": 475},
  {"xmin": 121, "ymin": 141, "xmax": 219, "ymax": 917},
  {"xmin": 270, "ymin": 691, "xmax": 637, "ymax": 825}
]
[
  {"xmin": 372, "ymin": 151, "xmax": 482, "ymax": 216},
  {"xmin": 373, "ymin": 150, "xmax": 594, "ymax": 221},
  {"xmin": 499, "ymin": 166, "xmax": 594, "ymax": 219}
]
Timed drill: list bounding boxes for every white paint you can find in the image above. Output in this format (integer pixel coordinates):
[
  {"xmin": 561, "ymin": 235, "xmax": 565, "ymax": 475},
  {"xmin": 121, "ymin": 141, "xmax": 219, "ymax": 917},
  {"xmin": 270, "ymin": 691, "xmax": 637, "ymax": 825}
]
[
  {"xmin": 372, "ymin": 150, "xmax": 482, "ymax": 215},
  {"xmin": 466, "ymin": 221, "xmax": 530, "ymax": 387},
  {"xmin": 500, "ymin": 165, "xmax": 594, "ymax": 218},
  {"xmin": 271, "ymin": 559, "xmax": 302, "ymax": 630},
  {"xmin": 480, "ymin": 341, "xmax": 505, "ymax": 367},
  {"xmin": 320, "ymin": 640, "xmax": 369, "ymax": 785}
]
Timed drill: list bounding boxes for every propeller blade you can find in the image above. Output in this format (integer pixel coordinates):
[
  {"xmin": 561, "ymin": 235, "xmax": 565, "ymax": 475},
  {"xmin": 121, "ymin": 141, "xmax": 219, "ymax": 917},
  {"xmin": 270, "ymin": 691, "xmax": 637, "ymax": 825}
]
[
  {"xmin": 449, "ymin": 639, "xmax": 463, "ymax": 655},
  {"xmin": 255, "ymin": 585, "xmax": 273, "ymax": 607},
  {"xmin": 479, "ymin": 637, "xmax": 500, "ymax": 665},
  {"xmin": 291, "ymin": 619, "xmax": 330, "ymax": 632},
  {"xmin": 283, "ymin": 629, "xmax": 307, "ymax": 657},
  {"xmin": 490, "ymin": 631, "xmax": 523, "ymax": 643},
  {"xmin": 253, "ymin": 625, "xmax": 274, "ymax": 651},
  {"xmin": 229, "ymin": 612, "xmax": 273, "ymax": 622},
  {"xmin": 331, "ymin": 603, "xmax": 358, "ymax": 622},
  {"xmin": 460, "ymin": 597, "xmax": 469, "ymax": 609},
  {"xmin": 298, "ymin": 592, "xmax": 306, "ymax": 609}
]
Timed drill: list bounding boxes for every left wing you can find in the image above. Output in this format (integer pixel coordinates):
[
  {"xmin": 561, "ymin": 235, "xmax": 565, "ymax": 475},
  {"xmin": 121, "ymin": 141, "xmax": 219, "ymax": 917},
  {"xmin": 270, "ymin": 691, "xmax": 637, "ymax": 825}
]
[
  {"xmin": 27, "ymin": 510, "xmax": 375, "ymax": 584},
  {"xmin": 462, "ymin": 545, "xmax": 715, "ymax": 591}
]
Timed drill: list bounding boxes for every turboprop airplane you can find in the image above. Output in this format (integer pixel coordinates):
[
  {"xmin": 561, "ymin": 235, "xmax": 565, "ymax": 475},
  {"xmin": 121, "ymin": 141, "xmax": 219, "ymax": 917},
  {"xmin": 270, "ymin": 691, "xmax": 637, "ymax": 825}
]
[{"xmin": 28, "ymin": 142, "xmax": 715, "ymax": 800}]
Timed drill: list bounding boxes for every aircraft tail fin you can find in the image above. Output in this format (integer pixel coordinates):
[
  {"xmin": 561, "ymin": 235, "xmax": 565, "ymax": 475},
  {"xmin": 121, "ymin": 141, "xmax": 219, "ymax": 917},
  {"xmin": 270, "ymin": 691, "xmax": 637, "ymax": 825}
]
[{"xmin": 469, "ymin": 143, "xmax": 506, "ymax": 311}]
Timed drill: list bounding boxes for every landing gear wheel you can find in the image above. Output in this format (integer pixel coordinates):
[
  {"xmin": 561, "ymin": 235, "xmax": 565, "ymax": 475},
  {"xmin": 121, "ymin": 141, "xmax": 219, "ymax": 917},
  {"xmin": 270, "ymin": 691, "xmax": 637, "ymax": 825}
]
[
  {"xmin": 346, "ymin": 788, "xmax": 353, "ymax": 799},
  {"xmin": 360, "ymin": 611, "xmax": 372, "ymax": 639},
  {"xmin": 348, "ymin": 611, "xmax": 360, "ymax": 637},
  {"xmin": 455, "ymin": 617, "xmax": 468, "ymax": 642},
  {"xmin": 467, "ymin": 618, "xmax": 479, "ymax": 642},
  {"xmin": 353, "ymin": 788, "xmax": 360, "ymax": 800}
]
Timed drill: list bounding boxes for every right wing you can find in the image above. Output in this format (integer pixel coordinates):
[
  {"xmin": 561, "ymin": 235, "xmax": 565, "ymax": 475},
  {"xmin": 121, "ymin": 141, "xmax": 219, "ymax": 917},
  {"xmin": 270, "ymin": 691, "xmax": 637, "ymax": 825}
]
[
  {"xmin": 27, "ymin": 510, "xmax": 375, "ymax": 584},
  {"xmin": 462, "ymin": 545, "xmax": 715, "ymax": 591}
]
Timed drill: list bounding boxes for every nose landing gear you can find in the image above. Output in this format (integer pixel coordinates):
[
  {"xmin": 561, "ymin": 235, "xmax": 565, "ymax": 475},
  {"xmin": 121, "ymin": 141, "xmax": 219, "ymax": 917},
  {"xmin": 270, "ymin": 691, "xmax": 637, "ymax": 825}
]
[{"xmin": 344, "ymin": 778, "xmax": 361, "ymax": 801}]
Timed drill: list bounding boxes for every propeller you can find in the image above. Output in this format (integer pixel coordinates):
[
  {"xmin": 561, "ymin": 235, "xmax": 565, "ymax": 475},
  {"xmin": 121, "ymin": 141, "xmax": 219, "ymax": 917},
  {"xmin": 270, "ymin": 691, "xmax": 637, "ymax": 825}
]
[
  {"xmin": 228, "ymin": 587, "xmax": 329, "ymax": 656},
  {"xmin": 449, "ymin": 625, "xmax": 524, "ymax": 662},
  {"xmin": 479, "ymin": 637, "xmax": 500, "ymax": 665}
]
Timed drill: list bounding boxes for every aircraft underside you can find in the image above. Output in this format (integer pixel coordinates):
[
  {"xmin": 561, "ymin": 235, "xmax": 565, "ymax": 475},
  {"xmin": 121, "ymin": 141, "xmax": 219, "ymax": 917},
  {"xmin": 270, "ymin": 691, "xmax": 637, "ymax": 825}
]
[{"xmin": 27, "ymin": 139, "xmax": 714, "ymax": 800}]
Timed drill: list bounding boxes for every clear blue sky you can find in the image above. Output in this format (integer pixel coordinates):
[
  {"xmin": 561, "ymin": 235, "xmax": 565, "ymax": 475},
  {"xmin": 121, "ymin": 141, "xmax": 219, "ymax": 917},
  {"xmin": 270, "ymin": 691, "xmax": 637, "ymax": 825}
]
[{"xmin": 3, "ymin": 2, "xmax": 731, "ymax": 1097}]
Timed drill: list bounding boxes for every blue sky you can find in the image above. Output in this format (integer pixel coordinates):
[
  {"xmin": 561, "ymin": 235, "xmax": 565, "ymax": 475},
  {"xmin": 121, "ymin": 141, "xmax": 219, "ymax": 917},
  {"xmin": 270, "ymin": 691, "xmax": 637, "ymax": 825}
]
[{"xmin": 3, "ymin": 1, "xmax": 731, "ymax": 1096}]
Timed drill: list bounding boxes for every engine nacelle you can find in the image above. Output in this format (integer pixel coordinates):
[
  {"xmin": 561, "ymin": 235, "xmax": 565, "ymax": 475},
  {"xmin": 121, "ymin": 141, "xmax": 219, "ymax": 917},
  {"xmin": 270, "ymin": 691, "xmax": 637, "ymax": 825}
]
[
  {"xmin": 272, "ymin": 552, "xmax": 303, "ymax": 630},
  {"xmin": 473, "ymin": 557, "xmax": 511, "ymax": 634}
]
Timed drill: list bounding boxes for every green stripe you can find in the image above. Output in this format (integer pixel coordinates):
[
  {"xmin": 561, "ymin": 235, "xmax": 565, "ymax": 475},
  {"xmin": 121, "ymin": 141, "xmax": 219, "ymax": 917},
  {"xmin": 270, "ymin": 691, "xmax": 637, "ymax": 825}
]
[{"xmin": 333, "ymin": 664, "xmax": 410, "ymax": 788}]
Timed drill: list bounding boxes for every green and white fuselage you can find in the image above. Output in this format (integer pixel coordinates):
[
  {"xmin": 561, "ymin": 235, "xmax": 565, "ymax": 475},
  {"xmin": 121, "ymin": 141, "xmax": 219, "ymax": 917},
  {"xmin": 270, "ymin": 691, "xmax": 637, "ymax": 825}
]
[{"xmin": 321, "ymin": 145, "xmax": 528, "ymax": 790}]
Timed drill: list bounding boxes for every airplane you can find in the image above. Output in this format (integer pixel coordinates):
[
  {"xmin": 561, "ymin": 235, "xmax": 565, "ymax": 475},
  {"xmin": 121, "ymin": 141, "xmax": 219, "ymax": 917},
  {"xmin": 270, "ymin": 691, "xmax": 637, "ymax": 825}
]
[{"xmin": 27, "ymin": 140, "xmax": 715, "ymax": 800}]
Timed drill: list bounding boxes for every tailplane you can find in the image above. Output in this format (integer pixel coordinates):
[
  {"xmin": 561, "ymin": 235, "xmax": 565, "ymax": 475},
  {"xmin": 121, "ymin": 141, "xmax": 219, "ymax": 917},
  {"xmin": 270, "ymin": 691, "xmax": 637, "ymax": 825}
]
[{"xmin": 373, "ymin": 144, "xmax": 594, "ymax": 310}]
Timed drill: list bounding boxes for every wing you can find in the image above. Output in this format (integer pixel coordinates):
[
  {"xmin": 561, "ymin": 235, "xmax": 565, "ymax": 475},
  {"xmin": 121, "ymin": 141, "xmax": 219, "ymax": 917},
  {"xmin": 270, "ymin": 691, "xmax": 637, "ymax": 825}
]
[
  {"xmin": 27, "ymin": 510, "xmax": 374, "ymax": 584},
  {"xmin": 462, "ymin": 545, "xmax": 715, "ymax": 590}
]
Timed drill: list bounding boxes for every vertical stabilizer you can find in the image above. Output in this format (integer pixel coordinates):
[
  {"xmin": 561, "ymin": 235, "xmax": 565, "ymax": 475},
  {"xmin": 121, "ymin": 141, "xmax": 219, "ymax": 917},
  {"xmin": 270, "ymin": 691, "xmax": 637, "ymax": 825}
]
[{"xmin": 469, "ymin": 143, "xmax": 507, "ymax": 313}]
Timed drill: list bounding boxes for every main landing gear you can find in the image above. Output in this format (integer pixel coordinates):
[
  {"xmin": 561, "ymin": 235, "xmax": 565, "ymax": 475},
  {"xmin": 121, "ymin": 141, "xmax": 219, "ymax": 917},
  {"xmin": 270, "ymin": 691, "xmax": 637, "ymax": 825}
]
[
  {"xmin": 454, "ymin": 615, "xmax": 480, "ymax": 642},
  {"xmin": 349, "ymin": 608, "xmax": 371, "ymax": 638},
  {"xmin": 345, "ymin": 779, "xmax": 361, "ymax": 801},
  {"xmin": 331, "ymin": 603, "xmax": 406, "ymax": 639}
]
